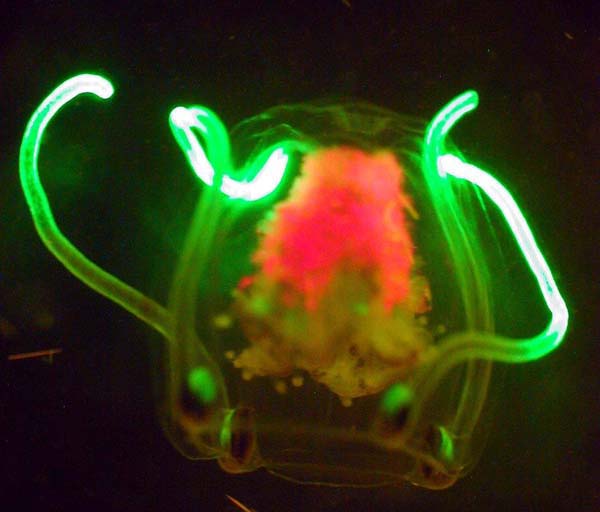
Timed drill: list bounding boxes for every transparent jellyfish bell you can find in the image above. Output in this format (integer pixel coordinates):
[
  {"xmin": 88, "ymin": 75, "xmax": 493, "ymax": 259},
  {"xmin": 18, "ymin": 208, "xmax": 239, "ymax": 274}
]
[{"xmin": 20, "ymin": 75, "xmax": 568, "ymax": 490}]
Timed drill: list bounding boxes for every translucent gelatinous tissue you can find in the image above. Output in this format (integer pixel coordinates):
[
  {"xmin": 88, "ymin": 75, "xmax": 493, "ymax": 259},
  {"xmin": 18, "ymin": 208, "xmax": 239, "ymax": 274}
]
[{"xmin": 20, "ymin": 74, "xmax": 568, "ymax": 489}]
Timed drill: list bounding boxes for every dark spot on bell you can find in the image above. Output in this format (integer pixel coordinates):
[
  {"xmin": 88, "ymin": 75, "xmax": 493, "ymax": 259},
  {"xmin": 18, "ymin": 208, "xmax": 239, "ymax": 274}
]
[
  {"xmin": 421, "ymin": 462, "xmax": 434, "ymax": 480},
  {"xmin": 179, "ymin": 381, "xmax": 211, "ymax": 422},
  {"xmin": 390, "ymin": 406, "xmax": 409, "ymax": 430},
  {"xmin": 414, "ymin": 461, "xmax": 457, "ymax": 489},
  {"xmin": 230, "ymin": 406, "xmax": 257, "ymax": 465},
  {"xmin": 378, "ymin": 406, "xmax": 409, "ymax": 437},
  {"xmin": 424, "ymin": 424, "xmax": 441, "ymax": 454}
]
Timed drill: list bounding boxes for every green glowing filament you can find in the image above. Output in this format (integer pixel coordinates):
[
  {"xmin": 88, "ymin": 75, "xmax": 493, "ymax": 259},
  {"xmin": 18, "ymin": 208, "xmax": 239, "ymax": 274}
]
[
  {"xmin": 219, "ymin": 409, "xmax": 235, "ymax": 453},
  {"xmin": 436, "ymin": 426, "xmax": 454, "ymax": 462},
  {"xmin": 426, "ymin": 91, "xmax": 569, "ymax": 362},
  {"xmin": 396, "ymin": 89, "xmax": 570, "ymax": 447},
  {"xmin": 169, "ymin": 106, "xmax": 290, "ymax": 201},
  {"xmin": 438, "ymin": 153, "xmax": 568, "ymax": 350},
  {"xmin": 19, "ymin": 74, "xmax": 171, "ymax": 337}
]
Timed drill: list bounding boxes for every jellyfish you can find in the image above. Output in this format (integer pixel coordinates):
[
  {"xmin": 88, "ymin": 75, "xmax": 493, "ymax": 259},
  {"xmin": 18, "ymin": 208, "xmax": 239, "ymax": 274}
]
[{"xmin": 20, "ymin": 74, "xmax": 568, "ymax": 489}]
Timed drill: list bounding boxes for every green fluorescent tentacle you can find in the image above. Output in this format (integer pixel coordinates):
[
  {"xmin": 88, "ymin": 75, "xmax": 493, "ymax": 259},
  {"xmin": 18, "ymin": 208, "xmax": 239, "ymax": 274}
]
[
  {"xmin": 424, "ymin": 91, "xmax": 568, "ymax": 362},
  {"xmin": 438, "ymin": 154, "xmax": 569, "ymax": 357},
  {"xmin": 169, "ymin": 105, "xmax": 290, "ymax": 201},
  {"xmin": 20, "ymin": 74, "xmax": 170, "ymax": 337},
  {"xmin": 395, "ymin": 90, "xmax": 570, "ymax": 457}
]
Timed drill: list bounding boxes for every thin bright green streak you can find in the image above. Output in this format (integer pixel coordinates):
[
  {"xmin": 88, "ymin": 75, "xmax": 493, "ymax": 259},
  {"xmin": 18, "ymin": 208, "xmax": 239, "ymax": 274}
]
[
  {"xmin": 169, "ymin": 106, "xmax": 290, "ymax": 201},
  {"xmin": 19, "ymin": 74, "xmax": 171, "ymax": 337},
  {"xmin": 424, "ymin": 91, "xmax": 568, "ymax": 363}
]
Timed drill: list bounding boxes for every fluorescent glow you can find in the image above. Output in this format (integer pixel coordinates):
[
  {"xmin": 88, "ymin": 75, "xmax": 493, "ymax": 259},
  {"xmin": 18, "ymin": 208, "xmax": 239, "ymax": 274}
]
[
  {"xmin": 22, "ymin": 75, "xmax": 570, "ymax": 487},
  {"xmin": 169, "ymin": 105, "xmax": 289, "ymax": 201},
  {"xmin": 19, "ymin": 74, "xmax": 170, "ymax": 337},
  {"xmin": 393, "ymin": 89, "xmax": 569, "ymax": 466},
  {"xmin": 401, "ymin": 90, "xmax": 570, "ymax": 440},
  {"xmin": 422, "ymin": 88, "xmax": 568, "ymax": 361},
  {"xmin": 437, "ymin": 426, "xmax": 454, "ymax": 462},
  {"xmin": 424, "ymin": 90, "xmax": 479, "ymax": 159},
  {"xmin": 224, "ymin": 148, "xmax": 289, "ymax": 201},
  {"xmin": 437, "ymin": 153, "xmax": 568, "ymax": 352},
  {"xmin": 424, "ymin": 90, "xmax": 569, "ymax": 361},
  {"xmin": 381, "ymin": 383, "xmax": 413, "ymax": 416},
  {"xmin": 187, "ymin": 367, "xmax": 217, "ymax": 405},
  {"xmin": 169, "ymin": 106, "xmax": 217, "ymax": 186}
]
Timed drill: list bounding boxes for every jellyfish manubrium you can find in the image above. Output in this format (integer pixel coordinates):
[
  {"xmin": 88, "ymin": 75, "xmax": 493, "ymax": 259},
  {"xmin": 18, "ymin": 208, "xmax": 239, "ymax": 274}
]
[{"xmin": 20, "ymin": 74, "xmax": 568, "ymax": 489}]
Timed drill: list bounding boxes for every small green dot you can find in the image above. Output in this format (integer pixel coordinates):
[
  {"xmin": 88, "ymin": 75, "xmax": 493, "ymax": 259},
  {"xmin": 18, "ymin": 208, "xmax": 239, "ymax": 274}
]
[
  {"xmin": 381, "ymin": 383, "xmax": 413, "ymax": 415},
  {"xmin": 188, "ymin": 367, "xmax": 217, "ymax": 405},
  {"xmin": 251, "ymin": 296, "xmax": 270, "ymax": 316},
  {"xmin": 353, "ymin": 302, "xmax": 369, "ymax": 316}
]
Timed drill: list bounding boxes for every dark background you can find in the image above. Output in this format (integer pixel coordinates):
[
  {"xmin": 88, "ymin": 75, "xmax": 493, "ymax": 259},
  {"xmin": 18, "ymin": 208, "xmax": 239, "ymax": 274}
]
[{"xmin": 1, "ymin": 1, "xmax": 598, "ymax": 511}]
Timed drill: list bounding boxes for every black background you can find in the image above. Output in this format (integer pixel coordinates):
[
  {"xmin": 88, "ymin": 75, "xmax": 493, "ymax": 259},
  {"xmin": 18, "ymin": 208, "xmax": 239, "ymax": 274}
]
[{"xmin": 1, "ymin": 1, "xmax": 598, "ymax": 511}]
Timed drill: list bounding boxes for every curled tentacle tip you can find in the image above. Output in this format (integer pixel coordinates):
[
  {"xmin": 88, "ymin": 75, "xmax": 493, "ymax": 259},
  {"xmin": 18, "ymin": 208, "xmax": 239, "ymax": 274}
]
[{"xmin": 69, "ymin": 73, "xmax": 115, "ymax": 99}]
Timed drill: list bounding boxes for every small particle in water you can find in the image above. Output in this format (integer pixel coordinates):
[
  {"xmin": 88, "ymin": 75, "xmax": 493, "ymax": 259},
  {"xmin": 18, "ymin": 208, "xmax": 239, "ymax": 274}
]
[
  {"xmin": 226, "ymin": 494, "xmax": 256, "ymax": 512},
  {"xmin": 274, "ymin": 380, "xmax": 288, "ymax": 395},
  {"xmin": 8, "ymin": 348, "xmax": 62, "ymax": 362},
  {"xmin": 213, "ymin": 314, "xmax": 233, "ymax": 329}
]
